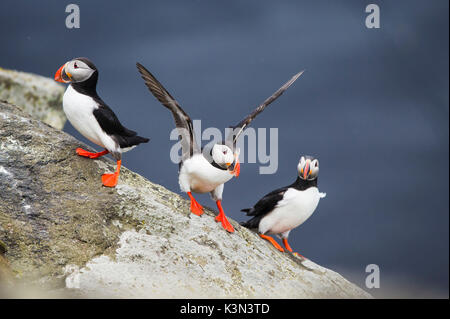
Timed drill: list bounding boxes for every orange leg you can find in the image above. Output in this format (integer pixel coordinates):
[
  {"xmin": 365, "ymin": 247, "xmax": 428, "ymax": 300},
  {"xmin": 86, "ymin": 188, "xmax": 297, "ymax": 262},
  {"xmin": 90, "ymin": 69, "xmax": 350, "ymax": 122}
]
[
  {"xmin": 76, "ymin": 148, "xmax": 109, "ymax": 159},
  {"xmin": 282, "ymin": 238, "xmax": 293, "ymax": 252},
  {"xmin": 215, "ymin": 200, "xmax": 234, "ymax": 233},
  {"xmin": 187, "ymin": 192, "xmax": 204, "ymax": 216},
  {"xmin": 260, "ymin": 234, "xmax": 284, "ymax": 252},
  {"xmin": 102, "ymin": 160, "xmax": 121, "ymax": 187},
  {"xmin": 282, "ymin": 238, "xmax": 305, "ymax": 258}
]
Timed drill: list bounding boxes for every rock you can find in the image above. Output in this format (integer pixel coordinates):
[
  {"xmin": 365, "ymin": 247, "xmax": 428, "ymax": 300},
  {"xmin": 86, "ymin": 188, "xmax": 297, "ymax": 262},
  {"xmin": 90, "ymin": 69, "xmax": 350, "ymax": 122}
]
[
  {"xmin": 0, "ymin": 239, "xmax": 14, "ymax": 295},
  {"xmin": 0, "ymin": 67, "xmax": 66, "ymax": 129},
  {"xmin": 0, "ymin": 101, "xmax": 371, "ymax": 298}
]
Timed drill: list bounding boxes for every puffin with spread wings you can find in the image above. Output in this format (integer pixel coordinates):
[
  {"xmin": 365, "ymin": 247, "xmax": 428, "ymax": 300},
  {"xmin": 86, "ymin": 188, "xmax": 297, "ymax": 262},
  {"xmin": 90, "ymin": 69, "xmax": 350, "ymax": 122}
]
[{"xmin": 137, "ymin": 63, "xmax": 303, "ymax": 232}]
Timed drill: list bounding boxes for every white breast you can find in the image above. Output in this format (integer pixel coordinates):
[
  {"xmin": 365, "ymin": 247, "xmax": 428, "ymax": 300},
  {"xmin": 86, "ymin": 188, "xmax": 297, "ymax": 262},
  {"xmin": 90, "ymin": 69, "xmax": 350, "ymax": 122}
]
[
  {"xmin": 63, "ymin": 86, "xmax": 117, "ymax": 152},
  {"xmin": 179, "ymin": 154, "xmax": 234, "ymax": 193},
  {"xmin": 259, "ymin": 187, "xmax": 323, "ymax": 235}
]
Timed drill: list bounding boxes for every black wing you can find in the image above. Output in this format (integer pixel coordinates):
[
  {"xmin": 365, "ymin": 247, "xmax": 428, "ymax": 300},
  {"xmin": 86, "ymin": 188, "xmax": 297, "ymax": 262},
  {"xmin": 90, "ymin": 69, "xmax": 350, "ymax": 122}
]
[
  {"xmin": 226, "ymin": 70, "xmax": 304, "ymax": 148},
  {"xmin": 240, "ymin": 186, "xmax": 289, "ymax": 229},
  {"xmin": 93, "ymin": 99, "xmax": 149, "ymax": 148},
  {"xmin": 136, "ymin": 63, "xmax": 200, "ymax": 161},
  {"xmin": 242, "ymin": 186, "xmax": 289, "ymax": 217}
]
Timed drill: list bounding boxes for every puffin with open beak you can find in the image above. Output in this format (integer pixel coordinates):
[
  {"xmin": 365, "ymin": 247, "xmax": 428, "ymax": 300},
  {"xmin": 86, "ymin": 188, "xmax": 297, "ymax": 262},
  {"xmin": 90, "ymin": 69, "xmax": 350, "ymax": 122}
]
[
  {"xmin": 137, "ymin": 63, "xmax": 303, "ymax": 232},
  {"xmin": 55, "ymin": 57, "xmax": 149, "ymax": 187},
  {"xmin": 241, "ymin": 156, "xmax": 326, "ymax": 257}
]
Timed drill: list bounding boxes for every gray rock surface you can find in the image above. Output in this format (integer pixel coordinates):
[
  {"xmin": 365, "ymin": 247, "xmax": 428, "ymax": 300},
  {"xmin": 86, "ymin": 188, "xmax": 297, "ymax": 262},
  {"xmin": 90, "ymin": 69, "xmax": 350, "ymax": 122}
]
[
  {"xmin": 0, "ymin": 101, "xmax": 371, "ymax": 298},
  {"xmin": 0, "ymin": 67, "xmax": 66, "ymax": 129}
]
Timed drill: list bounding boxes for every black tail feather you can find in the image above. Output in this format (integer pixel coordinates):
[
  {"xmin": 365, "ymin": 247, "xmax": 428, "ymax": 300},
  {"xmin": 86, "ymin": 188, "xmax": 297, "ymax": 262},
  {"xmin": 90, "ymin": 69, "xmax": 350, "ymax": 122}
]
[
  {"xmin": 240, "ymin": 215, "xmax": 262, "ymax": 230},
  {"xmin": 115, "ymin": 135, "xmax": 150, "ymax": 148}
]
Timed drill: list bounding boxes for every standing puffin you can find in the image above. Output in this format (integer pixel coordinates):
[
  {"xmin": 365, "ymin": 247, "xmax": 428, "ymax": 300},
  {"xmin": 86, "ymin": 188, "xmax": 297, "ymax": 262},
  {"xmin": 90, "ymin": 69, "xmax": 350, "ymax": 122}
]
[
  {"xmin": 241, "ymin": 156, "xmax": 326, "ymax": 256},
  {"xmin": 136, "ymin": 63, "xmax": 303, "ymax": 232},
  {"xmin": 54, "ymin": 57, "xmax": 149, "ymax": 187}
]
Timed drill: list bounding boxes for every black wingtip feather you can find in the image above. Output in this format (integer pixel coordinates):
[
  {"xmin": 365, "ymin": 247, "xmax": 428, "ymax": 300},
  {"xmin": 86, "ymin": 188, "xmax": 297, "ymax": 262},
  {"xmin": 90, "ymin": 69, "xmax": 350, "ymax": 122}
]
[
  {"xmin": 115, "ymin": 135, "xmax": 150, "ymax": 148},
  {"xmin": 137, "ymin": 136, "xmax": 150, "ymax": 144}
]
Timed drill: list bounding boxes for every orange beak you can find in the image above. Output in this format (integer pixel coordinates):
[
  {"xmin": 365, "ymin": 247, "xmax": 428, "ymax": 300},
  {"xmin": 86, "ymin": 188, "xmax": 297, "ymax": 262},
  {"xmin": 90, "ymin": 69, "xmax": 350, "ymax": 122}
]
[
  {"xmin": 231, "ymin": 156, "xmax": 240, "ymax": 177},
  {"xmin": 54, "ymin": 63, "xmax": 71, "ymax": 83},
  {"xmin": 303, "ymin": 161, "xmax": 310, "ymax": 179}
]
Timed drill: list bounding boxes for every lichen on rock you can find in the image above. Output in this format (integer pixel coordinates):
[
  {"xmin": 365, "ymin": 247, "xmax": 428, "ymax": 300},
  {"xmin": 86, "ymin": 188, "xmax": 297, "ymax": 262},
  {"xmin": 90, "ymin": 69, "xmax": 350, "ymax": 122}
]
[
  {"xmin": 0, "ymin": 101, "xmax": 371, "ymax": 298},
  {"xmin": 0, "ymin": 67, "xmax": 66, "ymax": 129}
]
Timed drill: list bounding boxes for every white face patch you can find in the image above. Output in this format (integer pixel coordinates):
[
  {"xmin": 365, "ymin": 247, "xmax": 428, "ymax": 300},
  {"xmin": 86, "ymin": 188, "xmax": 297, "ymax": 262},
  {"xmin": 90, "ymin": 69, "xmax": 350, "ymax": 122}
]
[
  {"xmin": 65, "ymin": 59, "xmax": 95, "ymax": 83},
  {"xmin": 297, "ymin": 156, "xmax": 319, "ymax": 180},
  {"xmin": 297, "ymin": 156, "xmax": 306, "ymax": 175},
  {"xmin": 309, "ymin": 159, "xmax": 319, "ymax": 179},
  {"xmin": 211, "ymin": 144, "xmax": 234, "ymax": 168}
]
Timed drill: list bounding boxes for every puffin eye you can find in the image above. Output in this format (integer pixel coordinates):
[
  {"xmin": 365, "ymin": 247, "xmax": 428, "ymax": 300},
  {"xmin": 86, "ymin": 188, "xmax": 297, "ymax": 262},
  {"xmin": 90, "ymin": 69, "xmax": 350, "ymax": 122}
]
[
  {"xmin": 223, "ymin": 150, "xmax": 227, "ymax": 155},
  {"xmin": 74, "ymin": 62, "xmax": 78, "ymax": 69},
  {"xmin": 315, "ymin": 161, "xmax": 318, "ymax": 167}
]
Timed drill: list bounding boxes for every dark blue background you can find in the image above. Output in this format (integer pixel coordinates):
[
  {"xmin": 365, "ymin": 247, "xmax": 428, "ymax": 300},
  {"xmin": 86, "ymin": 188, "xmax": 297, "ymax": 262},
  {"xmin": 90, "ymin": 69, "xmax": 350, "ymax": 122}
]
[{"xmin": 1, "ymin": 0, "xmax": 448, "ymax": 298}]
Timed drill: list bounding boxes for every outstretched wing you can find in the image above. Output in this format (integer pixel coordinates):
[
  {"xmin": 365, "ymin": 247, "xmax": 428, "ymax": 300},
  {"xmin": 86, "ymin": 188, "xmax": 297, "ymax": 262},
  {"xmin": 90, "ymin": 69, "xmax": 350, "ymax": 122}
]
[
  {"xmin": 136, "ymin": 63, "xmax": 200, "ymax": 160},
  {"xmin": 226, "ymin": 70, "xmax": 304, "ymax": 148}
]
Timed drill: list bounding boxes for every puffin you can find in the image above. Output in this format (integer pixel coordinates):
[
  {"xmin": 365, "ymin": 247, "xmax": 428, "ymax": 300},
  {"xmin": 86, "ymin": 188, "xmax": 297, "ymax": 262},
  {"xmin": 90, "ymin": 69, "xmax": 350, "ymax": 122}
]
[
  {"xmin": 136, "ymin": 63, "xmax": 303, "ymax": 232},
  {"xmin": 54, "ymin": 57, "xmax": 149, "ymax": 187},
  {"xmin": 241, "ymin": 156, "xmax": 326, "ymax": 256}
]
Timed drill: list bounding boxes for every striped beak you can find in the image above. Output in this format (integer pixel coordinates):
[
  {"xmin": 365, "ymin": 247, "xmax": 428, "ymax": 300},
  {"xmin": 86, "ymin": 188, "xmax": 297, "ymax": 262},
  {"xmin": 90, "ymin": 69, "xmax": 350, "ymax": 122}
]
[
  {"xmin": 303, "ymin": 161, "xmax": 310, "ymax": 179},
  {"xmin": 228, "ymin": 154, "xmax": 240, "ymax": 177},
  {"xmin": 300, "ymin": 159, "xmax": 311, "ymax": 179},
  {"xmin": 54, "ymin": 63, "xmax": 72, "ymax": 83},
  {"xmin": 232, "ymin": 157, "xmax": 240, "ymax": 177}
]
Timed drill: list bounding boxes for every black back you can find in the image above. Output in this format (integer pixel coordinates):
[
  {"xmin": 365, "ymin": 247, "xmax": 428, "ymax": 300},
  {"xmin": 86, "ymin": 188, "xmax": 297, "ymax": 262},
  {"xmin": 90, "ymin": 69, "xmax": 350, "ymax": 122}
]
[
  {"xmin": 71, "ymin": 59, "xmax": 149, "ymax": 149},
  {"xmin": 241, "ymin": 176, "xmax": 317, "ymax": 229}
]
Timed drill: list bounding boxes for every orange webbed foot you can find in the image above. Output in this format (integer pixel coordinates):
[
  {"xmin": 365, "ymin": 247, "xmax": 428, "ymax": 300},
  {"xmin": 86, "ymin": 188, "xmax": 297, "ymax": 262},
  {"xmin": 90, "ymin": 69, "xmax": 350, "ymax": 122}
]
[
  {"xmin": 190, "ymin": 200, "xmax": 204, "ymax": 216},
  {"xmin": 102, "ymin": 160, "xmax": 121, "ymax": 187},
  {"xmin": 282, "ymin": 238, "xmax": 306, "ymax": 259},
  {"xmin": 102, "ymin": 172, "xmax": 119, "ymax": 187},
  {"xmin": 76, "ymin": 148, "xmax": 109, "ymax": 159},
  {"xmin": 261, "ymin": 234, "xmax": 284, "ymax": 252},
  {"xmin": 215, "ymin": 213, "xmax": 235, "ymax": 233},
  {"xmin": 215, "ymin": 200, "xmax": 235, "ymax": 233},
  {"xmin": 187, "ymin": 192, "xmax": 204, "ymax": 216}
]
